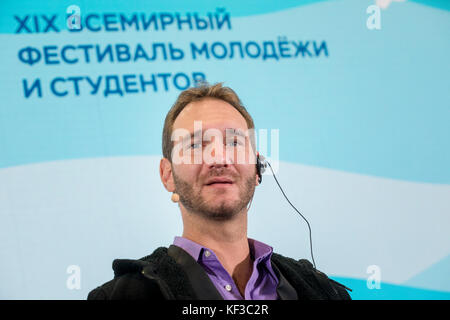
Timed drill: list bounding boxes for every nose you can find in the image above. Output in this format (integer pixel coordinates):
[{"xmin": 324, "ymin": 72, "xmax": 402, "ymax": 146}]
[{"xmin": 206, "ymin": 143, "xmax": 234, "ymax": 166}]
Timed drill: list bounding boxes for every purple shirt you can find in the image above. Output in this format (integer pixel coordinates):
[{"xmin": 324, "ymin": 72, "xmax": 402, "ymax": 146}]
[{"xmin": 173, "ymin": 236, "xmax": 279, "ymax": 300}]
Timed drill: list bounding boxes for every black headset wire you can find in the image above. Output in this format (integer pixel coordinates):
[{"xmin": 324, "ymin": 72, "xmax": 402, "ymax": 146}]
[{"xmin": 265, "ymin": 160, "xmax": 317, "ymax": 270}]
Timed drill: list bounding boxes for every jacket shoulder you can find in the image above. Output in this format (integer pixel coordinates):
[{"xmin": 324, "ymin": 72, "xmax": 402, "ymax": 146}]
[
  {"xmin": 87, "ymin": 247, "xmax": 169, "ymax": 300},
  {"xmin": 271, "ymin": 252, "xmax": 351, "ymax": 300}
]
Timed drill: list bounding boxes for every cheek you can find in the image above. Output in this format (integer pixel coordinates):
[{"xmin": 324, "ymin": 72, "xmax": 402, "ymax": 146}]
[
  {"xmin": 223, "ymin": 145, "xmax": 256, "ymax": 168},
  {"xmin": 173, "ymin": 164, "xmax": 202, "ymax": 185},
  {"xmin": 236, "ymin": 164, "xmax": 257, "ymax": 183}
]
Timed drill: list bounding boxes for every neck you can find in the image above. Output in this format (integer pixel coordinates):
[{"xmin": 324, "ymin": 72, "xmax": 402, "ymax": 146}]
[{"xmin": 180, "ymin": 205, "xmax": 253, "ymax": 295}]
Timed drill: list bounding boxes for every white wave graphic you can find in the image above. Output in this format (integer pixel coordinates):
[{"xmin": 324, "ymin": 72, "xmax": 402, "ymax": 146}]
[
  {"xmin": 376, "ymin": 0, "xmax": 406, "ymax": 10},
  {"xmin": 0, "ymin": 156, "xmax": 449, "ymax": 298}
]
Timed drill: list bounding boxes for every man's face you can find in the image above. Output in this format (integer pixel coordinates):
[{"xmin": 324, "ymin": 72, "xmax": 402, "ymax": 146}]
[{"xmin": 170, "ymin": 98, "xmax": 258, "ymax": 221}]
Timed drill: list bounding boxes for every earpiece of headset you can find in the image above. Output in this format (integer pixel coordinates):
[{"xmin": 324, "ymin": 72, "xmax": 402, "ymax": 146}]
[{"xmin": 256, "ymin": 152, "xmax": 267, "ymax": 184}]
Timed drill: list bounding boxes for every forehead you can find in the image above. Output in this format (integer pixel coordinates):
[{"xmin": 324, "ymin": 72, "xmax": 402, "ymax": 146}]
[{"xmin": 173, "ymin": 98, "xmax": 249, "ymax": 132}]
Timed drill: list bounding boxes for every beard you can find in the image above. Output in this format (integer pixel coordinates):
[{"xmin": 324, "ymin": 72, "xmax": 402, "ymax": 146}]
[{"xmin": 172, "ymin": 168, "xmax": 256, "ymax": 221}]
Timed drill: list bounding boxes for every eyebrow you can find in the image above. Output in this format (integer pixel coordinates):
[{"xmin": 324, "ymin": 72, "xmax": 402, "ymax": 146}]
[
  {"xmin": 182, "ymin": 128, "xmax": 247, "ymax": 143},
  {"xmin": 225, "ymin": 128, "xmax": 246, "ymax": 138}
]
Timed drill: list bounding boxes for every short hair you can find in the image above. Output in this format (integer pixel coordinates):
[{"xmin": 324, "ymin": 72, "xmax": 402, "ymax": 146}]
[{"xmin": 162, "ymin": 82, "xmax": 256, "ymax": 161}]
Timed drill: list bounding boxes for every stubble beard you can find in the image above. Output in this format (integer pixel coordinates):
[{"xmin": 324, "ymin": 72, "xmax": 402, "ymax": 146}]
[{"xmin": 172, "ymin": 170, "xmax": 256, "ymax": 221}]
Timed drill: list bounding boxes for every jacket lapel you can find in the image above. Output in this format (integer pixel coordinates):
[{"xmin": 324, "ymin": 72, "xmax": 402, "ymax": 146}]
[
  {"xmin": 271, "ymin": 262, "xmax": 299, "ymax": 300},
  {"xmin": 168, "ymin": 245, "xmax": 224, "ymax": 300}
]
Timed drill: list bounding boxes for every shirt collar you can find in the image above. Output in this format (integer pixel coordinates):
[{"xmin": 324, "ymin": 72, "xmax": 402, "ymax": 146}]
[
  {"xmin": 173, "ymin": 236, "xmax": 204, "ymax": 261},
  {"xmin": 172, "ymin": 236, "xmax": 274, "ymax": 263}
]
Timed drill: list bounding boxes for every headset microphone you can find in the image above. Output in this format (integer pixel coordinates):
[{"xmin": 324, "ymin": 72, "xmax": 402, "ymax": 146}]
[
  {"xmin": 256, "ymin": 153, "xmax": 267, "ymax": 184},
  {"xmin": 256, "ymin": 153, "xmax": 317, "ymax": 269}
]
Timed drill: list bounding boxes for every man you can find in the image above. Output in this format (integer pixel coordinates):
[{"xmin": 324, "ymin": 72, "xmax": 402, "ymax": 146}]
[{"xmin": 87, "ymin": 83, "xmax": 351, "ymax": 300}]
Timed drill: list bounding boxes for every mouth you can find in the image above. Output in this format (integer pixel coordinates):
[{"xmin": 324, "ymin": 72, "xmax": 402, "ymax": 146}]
[{"xmin": 205, "ymin": 177, "xmax": 234, "ymax": 186}]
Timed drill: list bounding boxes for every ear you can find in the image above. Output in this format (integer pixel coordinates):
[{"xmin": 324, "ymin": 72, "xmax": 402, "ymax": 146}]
[{"xmin": 160, "ymin": 157, "xmax": 176, "ymax": 192}]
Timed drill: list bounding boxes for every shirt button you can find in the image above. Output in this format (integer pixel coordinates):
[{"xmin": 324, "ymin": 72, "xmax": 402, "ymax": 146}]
[
  {"xmin": 204, "ymin": 250, "xmax": 211, "ymax": 257},
  {"xmin": 224, "ymin": 284, "xmax": 232, "ymax": 292}
]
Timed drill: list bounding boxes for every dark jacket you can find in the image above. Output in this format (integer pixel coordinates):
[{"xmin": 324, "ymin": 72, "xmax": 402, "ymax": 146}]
[{"xmin": 87, "ymin": 245, "xmax": 351, "ymax": 300}]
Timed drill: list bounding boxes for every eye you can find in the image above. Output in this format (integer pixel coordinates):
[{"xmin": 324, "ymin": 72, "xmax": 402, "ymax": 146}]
[
  {"xmin": 190, "ymin": 143, "xmax": 202, "ymax": 149},
  {"xmin": 226, "ymin": 139, "xmax": 244, "ymax": 147}
]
